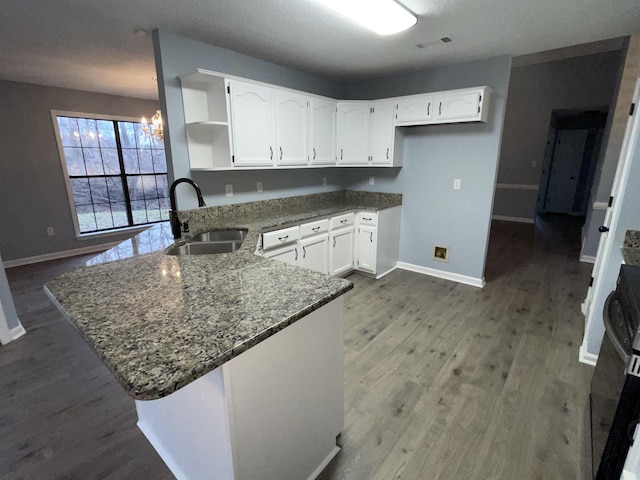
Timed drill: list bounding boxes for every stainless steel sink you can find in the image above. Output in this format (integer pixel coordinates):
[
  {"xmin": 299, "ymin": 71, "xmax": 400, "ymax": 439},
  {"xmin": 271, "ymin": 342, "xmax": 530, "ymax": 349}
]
[
  {"xmin": 190, "ymin": 229, "xmax": 247, "ymax": 243},
  {"xmin": 165, "ymin": 241, "xmax": 242, "ymax": 256}
]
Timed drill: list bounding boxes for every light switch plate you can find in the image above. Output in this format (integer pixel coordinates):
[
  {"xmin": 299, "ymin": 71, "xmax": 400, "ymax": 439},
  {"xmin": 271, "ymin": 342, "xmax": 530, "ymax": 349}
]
[
  {"xmin": 257, "ymin": 181, "xmax": 263, "ymax": 193},
  {"xmin": 225, "ymin": 184, "xmax": 233, "ymax": 197},
  {"xmin": 46, "ymin": 227, "xmax": 55, "ymax": 236},
  {"xmin": 369, "ymin": 176, "xmax": 375, "ymax": 185},
  {"xmin": 453, "ymin": 179, "xmax": 461, "ymax": 190}
]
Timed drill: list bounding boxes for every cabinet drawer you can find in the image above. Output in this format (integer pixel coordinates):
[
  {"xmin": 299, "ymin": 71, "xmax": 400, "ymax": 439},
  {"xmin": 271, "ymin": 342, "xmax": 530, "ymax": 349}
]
[
  {"xmin": 262, "ymin": 226, "xmax": 300, "ymax": 250},
  {"xmin": 300, "ymin": 218, "xmax": 329, "ymax": 238},
  {"xmin": 330, "ymin": 213, "xmax": 355, "ymax": 229},
  {"xmin": 356, "ymin": 212, "xmax": 377, "ymax": 226}
]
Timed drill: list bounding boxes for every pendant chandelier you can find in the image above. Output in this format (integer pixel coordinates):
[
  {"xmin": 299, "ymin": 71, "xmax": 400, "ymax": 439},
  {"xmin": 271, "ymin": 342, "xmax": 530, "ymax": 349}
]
[{"xmin": 141, "ymin": 110, "xmax": 164, "ymax": 140}]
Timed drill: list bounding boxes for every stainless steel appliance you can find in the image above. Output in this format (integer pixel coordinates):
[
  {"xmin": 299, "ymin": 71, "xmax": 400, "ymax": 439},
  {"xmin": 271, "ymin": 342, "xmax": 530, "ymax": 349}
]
[{"xmin": 591, "ymin": 264, "xmax": 640, "ymax": 479}]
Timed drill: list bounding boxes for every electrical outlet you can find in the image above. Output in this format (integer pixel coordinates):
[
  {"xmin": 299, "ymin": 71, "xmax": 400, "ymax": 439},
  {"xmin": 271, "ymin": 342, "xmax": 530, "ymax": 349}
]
[
  {"xmin": 322, "ymin": 177, "xmax": 327, "ymax": 186},
  {"xmin": 46, "ymin": 227, "xmax": 55, "ymax": 236},
  {"xmin": 225, "ymin": 184, "xmax": 233, "ymax": 197},
  {"xmin": 453, "ymin": 179, "xmax": 461, "ymax": 190},
  {"xmin": 369, "ymin": 176, "xmax": 375, "ymax": 185},
  {"xmin": 257, "ymin": 181, "xmax": 263, "ymax": 193}
]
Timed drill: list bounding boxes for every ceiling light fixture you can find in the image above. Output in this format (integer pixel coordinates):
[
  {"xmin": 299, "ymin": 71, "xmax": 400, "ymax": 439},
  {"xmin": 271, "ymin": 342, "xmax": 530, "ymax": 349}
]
[
  {"xmin": 316, "ymin": 0, "xmax": 417, "ymax": 36},
  {"xmin": 141, "ymin": 110, "xmax": 164, "ymax": 141}
]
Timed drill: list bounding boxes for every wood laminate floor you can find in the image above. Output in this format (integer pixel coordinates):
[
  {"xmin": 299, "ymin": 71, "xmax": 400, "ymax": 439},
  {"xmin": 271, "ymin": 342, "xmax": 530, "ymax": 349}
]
[{"xmin": 1, "ymin": 215, "xmax": 593, "ymax": 479}]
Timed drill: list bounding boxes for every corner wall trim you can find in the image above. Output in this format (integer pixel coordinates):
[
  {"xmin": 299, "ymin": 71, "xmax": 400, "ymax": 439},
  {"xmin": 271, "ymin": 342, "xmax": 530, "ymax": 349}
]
[
  {"xmin": 3, "ymin": 242, "xmax": 120, "ymax": 268},
  {"xmin": 491, "ymin": 215, "xmax": 535, "ymax": 224},
  {"xmin": 579, "ymin": 344, "xmax": 598, "ymax": 367},
  {"xmin": 592, "ymin": 201, "xmax": 609, "ymax": 211},
  {"xmin": 580, "ymin": 255, "xmax": 597, "ymax": 264},
  {"xmin": 0, "ymin": 323, "xmax": 26, "ymax": 346},
  {"xmin": 396, "ymin": 262, "xmax": 485, "ymax": 288},
  {"xmin": 495, "ymin": 184, "xmax": 539, "ymax": 191}
]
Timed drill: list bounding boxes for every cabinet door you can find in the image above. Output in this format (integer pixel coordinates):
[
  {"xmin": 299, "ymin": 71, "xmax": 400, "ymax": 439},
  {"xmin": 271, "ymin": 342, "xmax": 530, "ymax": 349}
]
[
  {"xmin": 369, "ymin": 101, "xmax": 395, "ymax": 165},
  {"xmin": 395, "ymin": 94, "xmax": 434, "ymax": 124},
  {"xmin": 337, "ymin": 103, "xmax": 370, "ymax": 165},
  {"xmin": 275, "ymin": 91, "xmax": 309, "ymax": 166},
  {"xmin": 299, "ymin": 234, "xmax": 329, "ymax": 274},
  {"xmin": 433, "ymin": 90, "xmax": 482, "ymax": 123},
  {"xmin": 356, "ymin": 225, "xmax": 377, "ymax": 274},
  {"xmin": 229, "ymin": 80, "xmax": 275, "ymax": 166},
  {"xmin": 263, "ymin": 244, "xmax": 299, "ymax": 267},
  {"xmin": 310, "ymin": 98, "xmax": 337, "ymax": 165},
  {"xmin": 330, "ymin": 227, "xmax": 354, "ymax": 276}
]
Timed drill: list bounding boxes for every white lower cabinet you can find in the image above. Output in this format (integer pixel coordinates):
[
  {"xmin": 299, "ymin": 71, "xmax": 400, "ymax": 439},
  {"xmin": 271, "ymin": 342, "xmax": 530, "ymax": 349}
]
[
  {"xmin": 299, "ymin": 234, "xmax": 329, "ymax": 274},
  {"xmin": 354, "ymin": 207, "xmax": 401, "ymax": 278},
  {"xmin": 355, "ymin": 224, "xmax": 377, "ymax": 274},
  {"xmin": 262, "ymin": 242, "xmax": 299, "ymax": 266},
  {"xmin": 329, "ymin": 226, "xmax": 355, "ymax": 277}
]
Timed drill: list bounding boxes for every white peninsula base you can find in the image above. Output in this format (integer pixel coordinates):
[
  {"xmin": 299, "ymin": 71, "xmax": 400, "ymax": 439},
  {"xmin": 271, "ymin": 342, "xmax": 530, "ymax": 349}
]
[{"xmin": 135, "ymin": 298, "xmax": 344, "ymax": 480}]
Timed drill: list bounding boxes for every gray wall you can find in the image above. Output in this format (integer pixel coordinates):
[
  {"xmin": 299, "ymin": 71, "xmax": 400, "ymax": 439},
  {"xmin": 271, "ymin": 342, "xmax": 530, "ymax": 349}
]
[
  {"xmin": 494, "ymin": 51, "xmax": 623, "ymax": 221},
  {"xmin": 0, "ymin": 80, "xmax": 160, "ymax": 262},
  {"xmin": 340, "ymin": 56, "xmax": 512, "ymax": 282},
  {"xmin": 153, "ymin": 30, "xmax": 346, "ymax": 210}
]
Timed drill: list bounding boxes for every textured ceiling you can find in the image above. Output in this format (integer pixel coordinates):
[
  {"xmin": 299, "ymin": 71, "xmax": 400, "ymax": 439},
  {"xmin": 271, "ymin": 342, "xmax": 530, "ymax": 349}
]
[{"xmin": 0, "ymin": 0, "xmax": 638, "ymax": 100}]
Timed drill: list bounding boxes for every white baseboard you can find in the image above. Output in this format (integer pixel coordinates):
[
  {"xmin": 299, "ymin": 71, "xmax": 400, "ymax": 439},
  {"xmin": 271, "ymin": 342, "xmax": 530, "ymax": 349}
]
[
  {"xmin": 580, "ymin": 255, "xmax": 596, "ymax": 264},
  {"xmin": 491, "ymin": 215, "xmax": 535, "ymax": 224},
  {"xmin": 579, "ymin": 344, "xmax": 598, "ymax": 366},
  {"xmin": 2, "ymin": 242, "xmax": 120, "ymax": 268},
  {"xmin": 375, "ymin": 266, "xmax": 397, "ymax": 280},
  {"xmin": 396, "ymin": 262, "xmax": 485, "ymax": 288},
  {"xmin": 0, "ymin": 323, "xmax": 26, "ymax": 345},
  {"xmin": 307, "ymin": 446, "xmax": 340, "ymax": 480}
]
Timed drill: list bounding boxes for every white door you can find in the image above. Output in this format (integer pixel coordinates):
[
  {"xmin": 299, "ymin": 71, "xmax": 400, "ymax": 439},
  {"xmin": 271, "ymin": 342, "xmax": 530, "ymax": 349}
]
[
  {"xmin": 337, "ymin": 103, "xmax": 370, "ymax": 165},
  {"xmin": 275, "ymin": 91, "xmax": 309, "ymax": 166},
  {"xmin": 434, "ymin": 90, "xmax": 481, "ymax": 122},
  {"xmin": 330, "ymin": 227, "xmax": 354, "ymax": 276},
  {"xmin": 263, "ymin": 244, "xmax": 299, "ymax": 267},
  {"xmin": 369, "ymin": 101, "xmax": 395, "ymax": 165},
  {"xmin": 395, "ymin": 94, "xmax": 434, "ymax": 124},
  {"xmin": 310, "ymin": 98, "xmax": 337, "ymax": 165},
  {"xmin": 356, "ymin": 225, "xmax": 377, "ymax": 274},
  {"xmin": 229, "ymin": 80, "xmax": 275, "ymax": 166},
  {"xmin": 299, "ymin": 235, "xmax": 329, "ymax": 274},
  {"xmin": 581, "ymin": 78, "xmax": 640, "ymax": 363}
]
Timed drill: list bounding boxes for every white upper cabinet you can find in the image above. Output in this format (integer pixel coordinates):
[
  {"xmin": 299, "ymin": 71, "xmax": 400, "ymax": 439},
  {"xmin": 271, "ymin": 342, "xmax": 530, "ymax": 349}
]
[
  {"xmin": 394, "ymin": 94, "xmax": 434, "ymax": 126},
  {"xmin": 337, "ymin": 102, "xmax": 370, "ymax": 165},
  {"xmin": 275, "ymin": 91, "xmax": 309, "ymax": 166},
  {"xmin": 369, "ymin": 101, "xmax": 396, "ymax": 166},
  {"xmin": 229, "ymin": 80, "xmax": 276, "ymax": 167},
  {"xmin": 310, "ymin": 98, "xmax": 337, "ymax": 165},
  {"xmin": 433, "ymin": 87, "xmax": 489, "ymax": 123}
]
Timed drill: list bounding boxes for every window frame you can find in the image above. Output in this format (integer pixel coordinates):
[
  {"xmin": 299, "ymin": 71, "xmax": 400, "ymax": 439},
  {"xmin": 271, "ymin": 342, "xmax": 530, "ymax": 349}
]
[{"xmin": 51, "ymin": 110, "xmax": 170, "ymax": 239}]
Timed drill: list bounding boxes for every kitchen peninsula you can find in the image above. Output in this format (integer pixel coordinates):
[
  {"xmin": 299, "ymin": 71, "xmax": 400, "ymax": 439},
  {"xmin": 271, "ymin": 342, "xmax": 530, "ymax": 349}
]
[{"xmin": 45, "ymin": 190, "xmax": 401, "ymax": 480}]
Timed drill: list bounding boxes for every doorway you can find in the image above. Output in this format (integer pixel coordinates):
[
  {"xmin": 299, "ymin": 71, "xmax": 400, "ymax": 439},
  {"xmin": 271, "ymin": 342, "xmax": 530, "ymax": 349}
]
[{"xmin": 537, "ymin": 109, "xmax": 608, "ymax": 215}]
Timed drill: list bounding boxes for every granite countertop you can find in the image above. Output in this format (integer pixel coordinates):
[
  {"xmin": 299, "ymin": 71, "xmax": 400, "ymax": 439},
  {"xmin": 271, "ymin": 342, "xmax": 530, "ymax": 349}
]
[
  {"xmin": 45, "ymin": 190, "xmax": 401, "ymax": 401},
  {"xmin": 623, "ymin": 230, "xmax": 640, "ymax": 267}
]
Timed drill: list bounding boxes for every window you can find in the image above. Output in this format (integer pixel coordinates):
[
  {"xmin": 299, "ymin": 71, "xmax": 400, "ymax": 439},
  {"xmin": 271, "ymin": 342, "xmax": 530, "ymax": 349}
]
[{"xmin": 53, "ymin": 113, "xmax": 170, "ymax": 235}]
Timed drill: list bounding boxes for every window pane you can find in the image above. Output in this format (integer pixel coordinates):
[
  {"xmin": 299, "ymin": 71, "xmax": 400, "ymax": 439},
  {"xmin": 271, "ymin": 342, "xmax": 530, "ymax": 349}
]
[
  {"xmin": 135, "ymin": 123, "xmax": 151, "ymax": 149},
  {"xmin": 131, "ymin": 200, "xmax": 148, "ymax": 224},
  {"xmin": 156, "ymin": 175, "xmax": 168, "ymax": 198},
  {"xmin": 63, "ymin": 147, "xmax": 86, "ymax": 176},
  {"xmin": 122, "ymin": 149, "xmax": 139, "ymax": 173},
  {"xmin": 106, "ymin": 177, "xmax": 125, "ymax": 202},
  {"xmin": 127, "ymin": 176, "xmax": 145, "ymax": 201},
  {"xmin": 70, "ymin": 178, "xmax": 91, "ymax": 205},
  {"xmin": 138, "ymin": 149, "xmax": 154, "ymax": 173},
  {"xmin": 102, "ymin": 148, "xmax": 121, "ymax": 174},
  {"xmin": 112, "ymin": 202, "xmax": 129, "ymax": 227},
  {"xmin": 83, "ymin": 148, "xmax": 104, "ymax": 175},
  {"xmin": 159, "ymin": 197, "xmax": 170, "ymax": 220},
  {"xmin": 118, "ymin": 122, "xmax": 136, "ymax": 149},
  {"xmin": 94, "ymin": 203, "xmax": 115, "ymax": 230},
  {"xmin": 76, "ymin": 204, "xmax": 97, "ymax": 233},
  {"xmin": 152, "ymin": 149, "xmax": 167, "ymax": 173},
  {"xmin": 78, "ymin": 119, "xmax": 99, "ymax": 148},
  {"xmin": 145, "ymin": 199, "xmax": 162, "ymax": 223},
  {"xmin": 142, "ymin": 176, "xmax": 159, "ymax": 200},
  {"xmin": 97, "ymin": 120, "xmax": 117, "ymax": 148},
  {"xmin": 57, "ymin": 117, "xmax": 81, "ymax": 147},
  {"xmin": 89, "ymin": 177, "xmax": 109, "ymax": 204}
]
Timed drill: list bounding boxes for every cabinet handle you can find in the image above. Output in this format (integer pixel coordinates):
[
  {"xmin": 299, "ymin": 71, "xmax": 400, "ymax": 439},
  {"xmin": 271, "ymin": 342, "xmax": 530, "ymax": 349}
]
[
  {"xmin": 362, "ymin": 217, "xmax": 372, "ymax": 221},
  {"xmin": 439, "ymin": 102, "xmax": 442, "ymax": 115},
  {"xmin": 333, "ymin": 237, "xmax": 336, "ymax": 248},
  {"xmin": 295, "ymin": 247, "xmax": 298, "ymax": 261},
  {"xmin": 340, "ymin": 219, "xmax": 348, "ymax": 224},
  {"xmin": 278, "ymin": 235, "xmax": 289, "ymax": 241},
  {"xmin": 303, "ymin": 246, "xmax": 306, "ymax": 258},
  {"xmin": 370, "ymin": 232, "xmax": 373, "ymax": 243},
  {"xmin": 270, "ymin": 146, "xmax": 273, "ymax": 160},
  {"xmin": 340, "ymin": 149, "xmax": 343, "ymax": 160},
  {"xmin": 313, "ymin": 148, "xmax": 316, "ymax": 160},
  {"xmin": 312, "ymin": 226, "xmax": 320, "ymax": 232},
  {"xmin": 386, "ymin": 148, "xmax": 389, "ymax": 160},
  {"xmin": 427, "ymin": 102, "xmax": 430, "ymax": 116},
  {"xmin": 280, "ymin": 147, "xmax": 283, "ymax": 160}
]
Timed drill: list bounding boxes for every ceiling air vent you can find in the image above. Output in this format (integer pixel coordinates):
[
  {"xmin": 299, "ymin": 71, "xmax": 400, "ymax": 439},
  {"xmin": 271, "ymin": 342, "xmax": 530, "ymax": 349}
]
[{"xmin": 440, "ymin": 37, "xmax": 453, "ymax": 43}]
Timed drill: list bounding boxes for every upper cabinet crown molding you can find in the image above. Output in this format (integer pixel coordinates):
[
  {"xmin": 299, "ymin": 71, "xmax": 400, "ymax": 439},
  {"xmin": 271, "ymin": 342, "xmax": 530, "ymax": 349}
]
[{"xmin": 179, "ymin": 69, "xmax": 491, "ymax": 171}]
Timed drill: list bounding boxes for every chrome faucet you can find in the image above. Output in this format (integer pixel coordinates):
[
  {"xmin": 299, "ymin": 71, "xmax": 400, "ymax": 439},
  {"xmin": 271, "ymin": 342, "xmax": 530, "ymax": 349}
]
[{"xmin": 169, "ymin": 178, "xmax": 206, "ymax": 240}]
